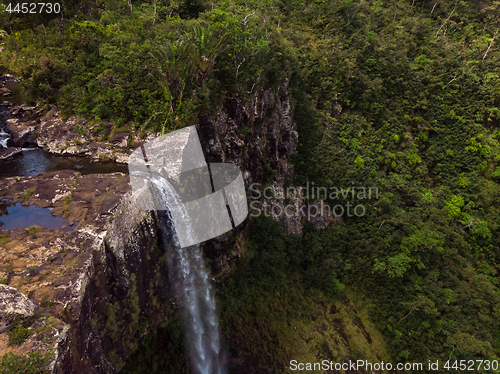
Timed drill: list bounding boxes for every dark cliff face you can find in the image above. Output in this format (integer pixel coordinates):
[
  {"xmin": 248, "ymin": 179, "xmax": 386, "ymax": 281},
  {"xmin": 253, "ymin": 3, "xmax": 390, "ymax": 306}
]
[
  {"xmin": 196, "ymin": 80, "xmax": 300, "ymax": 278},
  {"xmin": 48, "ymin": 80, "xmax": 299, "ymax": 373},
  {"xmin": 54, "ymin": 195, "xmax": 178, "ymax": 374},
  {"xmin": 196, "ymin": 79, "xmax": 297, "ymax": 187}
]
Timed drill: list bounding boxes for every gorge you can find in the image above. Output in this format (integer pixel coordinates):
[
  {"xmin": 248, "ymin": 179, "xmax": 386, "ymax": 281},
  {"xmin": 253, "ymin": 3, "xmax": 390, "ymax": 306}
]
[{"xmin": 1, "ymin": 1, "xmax": 500, "ymax": 373}]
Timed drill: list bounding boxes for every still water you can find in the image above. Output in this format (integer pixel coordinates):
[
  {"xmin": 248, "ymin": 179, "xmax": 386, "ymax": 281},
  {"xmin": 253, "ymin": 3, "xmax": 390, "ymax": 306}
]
[
  {"xmin": 0, "ymin": 148, "xmax": 128, "ymax": 178},
  {"xmin": 0, "ymin": 201, "xmax": 76, "ymax": 231}
]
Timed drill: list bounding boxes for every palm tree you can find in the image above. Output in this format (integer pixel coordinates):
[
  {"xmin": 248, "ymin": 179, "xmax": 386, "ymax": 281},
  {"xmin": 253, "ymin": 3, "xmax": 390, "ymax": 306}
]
[
  {"xmin": 149, "ymin": 40, "xmax": 194, "ymax": 112},
  {"xmin": 148, "ymin": 40, "xmax": 195, "ymax": 134},
  {"xmin": 192, "ymin": 23, "xmax": 226, "ymax": 89}
]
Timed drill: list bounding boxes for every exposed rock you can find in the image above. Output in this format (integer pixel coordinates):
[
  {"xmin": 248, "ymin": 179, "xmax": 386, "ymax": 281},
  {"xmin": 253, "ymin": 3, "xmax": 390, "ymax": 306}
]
[
  {"xmin": 0, "ymin": 147, "xmax": 22, "ymax": 160},
  {"xmin": 0, "ymin": 171, "xmax": 175, "ymax": 373},
  {"xmin": 36, "ymin": 108, "xmax": 148, "ymax": 163},
  {"xmin": 307, "ymin": 198, "xmax": 343, "ymax": 230},
  {"xmin": 0, "ymin": 285, "xmax": 35, "ymax": 333},
  {"xmin": 197, "ymin": 78, "xmax": 297, "ymax": 186},
  {"xmin": 0, "ymin": 87, "xmax": 11, "ymax": 97},
  {"xmin": 6, "ymin": 120, "xmax": 37, "ymax": 147},
  {"xmin": 7, "ymin": 104, "xmax": 41, "ymax": 119},
  {"xmin": 0, "ymin": 102, "xmax": 43, "ymax": 149}
]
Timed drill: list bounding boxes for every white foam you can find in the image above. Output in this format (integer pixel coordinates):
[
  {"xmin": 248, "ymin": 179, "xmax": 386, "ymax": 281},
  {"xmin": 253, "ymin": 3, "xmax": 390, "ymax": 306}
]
[{"xmin": 0, "ymin": 129, "xmax": 10, "ymax": 148}]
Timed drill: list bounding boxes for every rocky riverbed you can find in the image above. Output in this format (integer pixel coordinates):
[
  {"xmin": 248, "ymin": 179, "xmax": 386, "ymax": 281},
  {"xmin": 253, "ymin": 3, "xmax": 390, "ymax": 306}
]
[
  {"xmin": 0, "ymin": 171, "xmax": 132, "ymax": 371},
  {"xmin": 0, "ymin": 102, "xmax": 152, "ymax": 163}
]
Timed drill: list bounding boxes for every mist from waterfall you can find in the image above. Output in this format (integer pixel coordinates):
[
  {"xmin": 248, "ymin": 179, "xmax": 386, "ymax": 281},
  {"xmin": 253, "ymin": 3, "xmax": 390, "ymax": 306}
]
[{"xmin": 148, "ymin": 175, "xmax": 226, "ymax": 374}]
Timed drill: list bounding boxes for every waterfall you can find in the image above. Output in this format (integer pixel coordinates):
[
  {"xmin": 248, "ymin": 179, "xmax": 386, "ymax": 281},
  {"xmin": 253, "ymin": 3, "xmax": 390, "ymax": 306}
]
[{"xmin": 148, "ymin": 174, "xmax": 226, "ymax": 374}]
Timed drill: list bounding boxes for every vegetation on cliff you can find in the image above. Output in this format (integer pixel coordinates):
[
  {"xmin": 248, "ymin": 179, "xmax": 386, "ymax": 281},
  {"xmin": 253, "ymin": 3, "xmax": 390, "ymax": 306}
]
[{"xmin": 1, "ymin": 0, "xmax": 499, "ymax": 373}]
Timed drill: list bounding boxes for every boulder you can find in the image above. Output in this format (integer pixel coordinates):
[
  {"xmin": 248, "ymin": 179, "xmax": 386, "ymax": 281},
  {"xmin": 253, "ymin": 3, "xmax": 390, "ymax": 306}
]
[
  {"xmin": 0, "ymin": 285, "xmax": 35, "ymax": 333},
  {"xmin": 6, "ymin": 120, "xmax": 37, "ymax": 147},
  {"xmin": 0, "ymin": 87, "xmax": 11, "ymax": 97}
]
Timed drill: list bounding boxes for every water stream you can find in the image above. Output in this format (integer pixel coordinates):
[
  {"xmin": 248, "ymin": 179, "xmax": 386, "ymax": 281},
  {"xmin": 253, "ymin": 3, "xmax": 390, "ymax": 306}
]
[
  {"xmin": 148, "ymin": 174, "xmax": 226, "ymax": 374},
  {"xmin": 0, "ymin": 129, "xmax": 9, "ymax": 148}
]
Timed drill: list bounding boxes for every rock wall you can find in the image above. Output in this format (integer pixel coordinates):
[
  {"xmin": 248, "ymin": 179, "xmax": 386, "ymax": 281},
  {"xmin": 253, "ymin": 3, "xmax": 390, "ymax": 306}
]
[
  {"xmin": 196, "ymin": 79, "xmax": 306, "ymax": 279},
  {"xmin": 0, "ymin": 78, "xmax": 320, "ymax": 373},
  {"xmin": 55, "ymin": 194, "xmax": 175, "ymax": 374},
  {"xmin": 0, "ymin": 172, "xmax": 175, "ymax": 374},
  {"xmin": 196, "ymin": 79, "xmax": 297, "ymax": 186}
]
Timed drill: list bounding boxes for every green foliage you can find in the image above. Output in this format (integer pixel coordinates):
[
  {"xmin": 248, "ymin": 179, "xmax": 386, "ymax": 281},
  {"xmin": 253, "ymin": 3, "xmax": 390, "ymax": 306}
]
[
  {"xmin": 273, "ymin": 0, "xmax": 500, "ymax": 367},
  {"xmin": 0, "ymin": 0, "xmax": 288, "ymax": 131},
  {"xmin": 179, "ymin": 0, "xmax": 204, "ymax": 20},
  {"xmin": 62, "ymin": 193, "xmax": 72, "ymax": 214},
  {"xmin": 445, "ymin": 194, "xmax": 464, "ymax": 218},
  {"xmin": 122, "ymin": 316, "xmax": 189, "ymax": 374},
  {"xmin": 0, "ymin": 351, "xmax": 52, "ymax": 374},
  {"xmin": 0, "ymin": 235, "xmax": 9, "ymax": 245},
  {"xmin": 104, "ymin": 302, "xmax": 120, "ymax": 342},
  {"xmin": 26, "ymin": 226, "xmax": 38, "ymax": 235},
  {"xmin": 127, "ymin": 274, "xmax": 140, "ymax": 340},
  {"xmin": 2, "ymin": 0, "xmax": 500, "ymax": 370},
  {"xmin": 20, "ymin": 188, "xmax": 35, "ymax": 203},
  {"xmin": 64, "ymin": 194, "xmax": 72, "ymax": 205},
  {"xmin": 27, "ymin": 266, "xmax": 36, "ymax": 276},
  {"xmin": 8, "ymin": 323, "xmax": 31, "ymax": 346}
]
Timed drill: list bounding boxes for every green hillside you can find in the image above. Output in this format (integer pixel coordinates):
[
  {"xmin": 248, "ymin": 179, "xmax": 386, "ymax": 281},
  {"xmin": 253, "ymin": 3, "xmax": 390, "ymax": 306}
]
[{"xmin": 1, "ymin": 0, "xmax": 499, "ymax": 372}]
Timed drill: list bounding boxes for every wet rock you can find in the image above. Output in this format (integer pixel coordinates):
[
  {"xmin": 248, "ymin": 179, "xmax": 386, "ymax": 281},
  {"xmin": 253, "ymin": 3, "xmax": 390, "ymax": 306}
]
[
  {"xmin": 0, "ymin": 147, "xmax": 22, "ymax": 160},
  {"xmin": 6, "ymin": 120, "xmax": 37, "ymax": 147},
  {"xmin": 0, "ymin": 285, "xmax": 35, "ymax": 333}
]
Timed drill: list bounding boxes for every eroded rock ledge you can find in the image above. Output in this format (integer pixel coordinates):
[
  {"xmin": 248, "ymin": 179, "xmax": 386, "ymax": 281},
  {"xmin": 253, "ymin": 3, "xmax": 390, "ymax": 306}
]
[{"xmin": 0, "ymin": 172, "xmax": 174, "ymax": 373}]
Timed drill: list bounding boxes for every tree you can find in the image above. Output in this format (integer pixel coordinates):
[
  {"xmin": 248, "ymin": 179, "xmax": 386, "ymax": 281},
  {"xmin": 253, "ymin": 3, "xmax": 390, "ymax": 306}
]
[
  {"xmin": 192, "ymin": 23, "xmax": 225, "ymax": 89},
  {"xmin": 149, "ymin": 40, "xmax": 194, "ymax": 112}
]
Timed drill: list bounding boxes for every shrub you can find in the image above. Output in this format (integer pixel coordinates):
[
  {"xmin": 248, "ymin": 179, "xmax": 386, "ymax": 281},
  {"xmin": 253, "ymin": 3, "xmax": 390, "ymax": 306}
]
[
  {"xmin": 0, "ymin": 235, "xmax": 9, "ymax": 245},
  {"xmin": 26, "ymin": 226, "xmax": 39, "ymax": 235},
  {"xmin": 0, "ymin": 351, "xmax": 53, "ymax": 374},
  {"xmin": 62, "ymin": 193, "xmax": 72, "ymax": 214},
  {"xmin": 20, "ymin": 188, "xmax": 35, "ymax": 203},
  {"xmin": 8, "ymin": 324, "xmax": 31, "ymax": 346}
]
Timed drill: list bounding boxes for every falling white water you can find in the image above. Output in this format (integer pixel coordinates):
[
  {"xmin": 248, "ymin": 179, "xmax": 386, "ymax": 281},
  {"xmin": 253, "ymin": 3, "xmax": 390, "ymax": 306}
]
[
  {"xmin": 147, "ymin": 174, "xmax": 226, "ymax": 374},
  {"xmin": 0, "ymin": 129, "xmax": 9, "ymax": 148}
]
